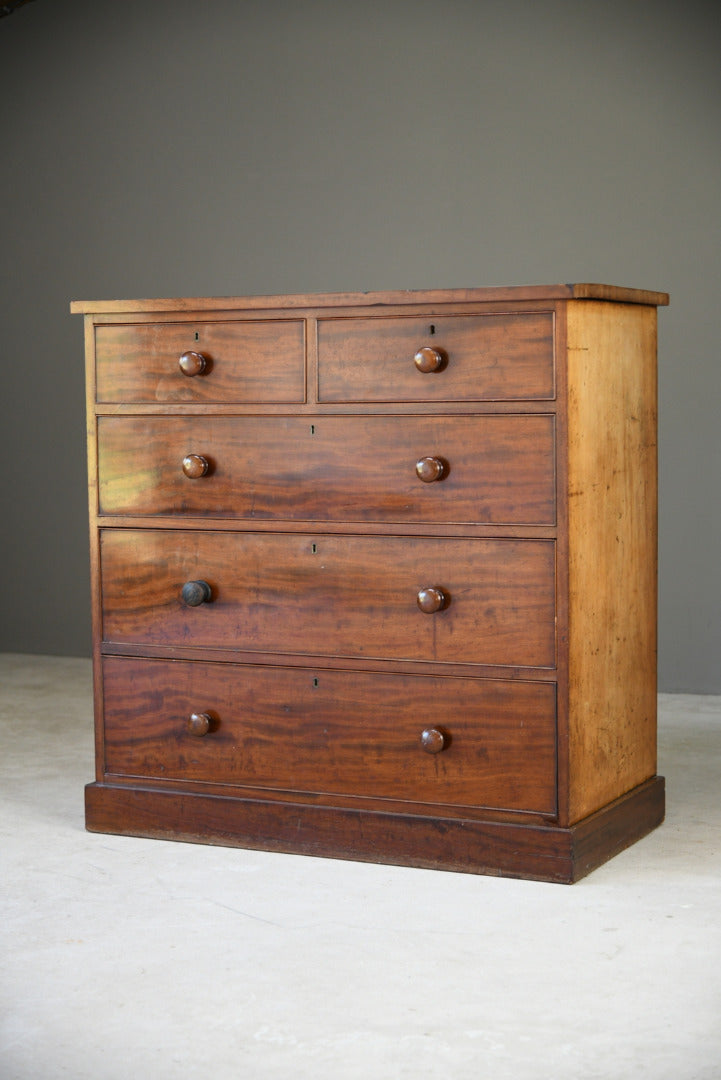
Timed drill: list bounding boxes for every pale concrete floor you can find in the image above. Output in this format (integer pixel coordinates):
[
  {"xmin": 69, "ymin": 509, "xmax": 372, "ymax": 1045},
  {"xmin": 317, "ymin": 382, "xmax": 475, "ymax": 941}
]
[{"xmin": 1, "ymin": 653, "xmax": 720, "ymax": 1080}]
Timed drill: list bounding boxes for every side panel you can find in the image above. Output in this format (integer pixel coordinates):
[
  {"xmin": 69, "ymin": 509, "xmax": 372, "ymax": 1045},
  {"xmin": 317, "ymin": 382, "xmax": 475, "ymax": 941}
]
[{"xmin": 566, "ymin": 301, "xmax": 658, "ymax": 822}]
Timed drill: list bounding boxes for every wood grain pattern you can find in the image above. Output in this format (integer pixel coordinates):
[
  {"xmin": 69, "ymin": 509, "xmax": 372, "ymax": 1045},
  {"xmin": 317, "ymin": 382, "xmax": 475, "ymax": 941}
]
[
  {"xmin": 565, "ymin": 301, "xmax": 658, "ymax": 822},
  {"xmin": 97, "ymin": 413, "xmax": 556, "ymax": 525},
  {"xmin": 99, "ymin": 529, "xmax": 556, "ymax": 668},
  {"xmin": 71, "ymin": 283, "xmax": 669, "ymax": 316},
  {"xmin": 75, "ymin": 285, "xmax": 666, "ymax": 881},
  {"xmin": 101, "ymin": 656, "xmax": 558, "ymax": 814},
  {"xmin": 95, "ymin": 319, "xmax": 305, "ymax": 403},
  {"xmin": 84, "ymin": 775, "xmax": 665, "ymax": 883},
  {"xmin": 317, "ymin": 312, "xmax": 555, "ymax": 402}
]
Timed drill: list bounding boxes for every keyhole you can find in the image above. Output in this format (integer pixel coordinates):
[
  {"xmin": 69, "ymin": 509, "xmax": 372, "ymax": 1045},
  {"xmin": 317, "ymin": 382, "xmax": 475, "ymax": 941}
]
[
  {"xmin": 429, "ymin": 324, "xmax": 436, "ymax": 335},
  {"xmin": 310, "ymin": 424, "xmax": 316, "ymax": 435},
  {"xmin": 313, "ymin": 677, "xmax": 319, "ymax": 688},
  {"xmin": 311, "ymin": 543, "xmax": 317, "ymax": 554},
  {"xmin": 194, "ymin": 331, "xmax": 200, "ymax": 341}
]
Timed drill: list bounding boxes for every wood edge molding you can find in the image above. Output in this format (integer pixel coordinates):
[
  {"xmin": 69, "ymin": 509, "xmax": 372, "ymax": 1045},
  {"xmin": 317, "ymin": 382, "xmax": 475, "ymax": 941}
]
[
  {"xmin": 569, "ymin": 284, "xmax": 669, "ymax": 306},
  {"xmin": 70, "ymin": 284, "xmax": 668, "ymax": 316}
]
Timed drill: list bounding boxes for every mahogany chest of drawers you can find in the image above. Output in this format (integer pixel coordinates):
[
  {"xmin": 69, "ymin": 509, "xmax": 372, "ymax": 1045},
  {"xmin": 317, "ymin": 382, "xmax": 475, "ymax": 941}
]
[{"xmin": 72, "ymin": 284, "xmax": 668, "ymax": 883}]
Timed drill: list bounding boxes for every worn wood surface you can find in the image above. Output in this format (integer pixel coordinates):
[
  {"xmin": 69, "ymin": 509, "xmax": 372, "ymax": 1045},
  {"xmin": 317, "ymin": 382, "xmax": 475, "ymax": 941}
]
[
  {"xmin": 97, "ymin": 413, "xmax": 556, "ymax": 524},
  {"xmin": 565, "ymin": 300, "xmax": 658, "ymax": 822},
  {"xmin": 71, "ymin": 282, "xmax": 669, "ymax": 315},
  {"xmin": 101, "ymin": 656, "xmax": 558, "ymax": 814},
  {"xmin": 317, "ymin": 312, "xmax": 555, "ymax": 402},
  {"xmin": 100, "ymin": 529, "xmax": 556, "ymax": 668},
  {"xmin": 95, "ymin": 319, "xmax": 305, "ymax": 403},
  {"xmin": 85, "ymin": 774, "xmax": 665, "ymax": 883},
  {"xmin": 76, "ymin": 285, "xmax": 666, "ymax": 880}
]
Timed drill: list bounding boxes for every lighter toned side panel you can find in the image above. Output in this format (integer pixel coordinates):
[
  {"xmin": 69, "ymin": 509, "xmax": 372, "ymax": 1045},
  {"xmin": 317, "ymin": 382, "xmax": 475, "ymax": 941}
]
[{"xmin": 566, "ymin": 301, "xmax": 658, "ymax": 823}]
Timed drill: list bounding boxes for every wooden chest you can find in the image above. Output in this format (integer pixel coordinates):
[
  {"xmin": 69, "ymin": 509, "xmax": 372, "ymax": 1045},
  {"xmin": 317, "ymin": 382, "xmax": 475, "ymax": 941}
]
[{"xmin": 72, "ymin": 284, "xmax": 668, "ymax": 882}]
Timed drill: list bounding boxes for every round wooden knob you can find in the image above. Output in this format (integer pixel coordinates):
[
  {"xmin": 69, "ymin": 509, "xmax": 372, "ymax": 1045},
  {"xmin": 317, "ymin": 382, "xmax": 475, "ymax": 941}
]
[
  {"xmin": 414, "ymin": 347, "xmax": 444, "ymax": 373},
  {"xmin": 417, "ymin": 586, "xmax": 447, "ymax": 613},
  {"xmin": 187, "ymin": 712, "xmax": 212, "ymax": 737},
  {"xmin": 421, "ymin": 727, "xmax": 446, "ymax": 754},
  {"xmin": 181, "ymin": 580, "xmax": 212, "ymax": 607},
  {"xmin": 415, "ymin": 457, "xmax": 445, "ymax": 483},
  {"xmin": 178, "ymin": 350, "xmax": 207, "ymax": 377},
  {"xmin": 182, "ymin": 453, "xmax": 209, "ymax": 479}
]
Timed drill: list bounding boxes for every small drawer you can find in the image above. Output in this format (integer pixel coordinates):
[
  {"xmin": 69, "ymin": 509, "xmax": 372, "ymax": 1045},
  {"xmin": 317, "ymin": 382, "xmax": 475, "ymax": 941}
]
[
  {"xmin": 100, "ymin": 530, "xmax": 556, "ymax": 668},
  {"xmin": 101, "ymin": 656, "xmax": 558, "ymax": 815},
  {"xmin": 317, "ymin": 312, "xmax": 555, "ymax": 402},
  {"xmin": 97, "ymin": 413, "xmax": 556, "ymax": 525},
  {"xmin": 95, "ymin": 319, "xmax": 305, "ymax": 403}
]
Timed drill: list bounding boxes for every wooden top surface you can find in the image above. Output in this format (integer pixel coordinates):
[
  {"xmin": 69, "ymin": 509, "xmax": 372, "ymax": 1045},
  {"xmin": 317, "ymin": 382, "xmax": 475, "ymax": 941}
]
[{"xmin": 70, "ymin": 283, "xmax": 669, "ymax": 315}]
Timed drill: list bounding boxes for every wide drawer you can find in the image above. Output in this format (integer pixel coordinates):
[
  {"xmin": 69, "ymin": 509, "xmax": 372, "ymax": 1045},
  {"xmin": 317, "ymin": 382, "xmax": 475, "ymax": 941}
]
[
  {"xmin": 101, "ymin": 656, "xmax": 558, "ymax": 815},
  {"xmin": 97, "ymin": 414, "xmax": 556, "ymax": 525},
  {"xmin": 317, "ymin": 312, "xmax": 555, "ymax": 402},
  {"xmin": 100, "ymin": 530, "xmax": 556, "ymax": 668},
  {"xmin": 95, "ymin": 320, "xmax": 305, "ymax": 403}
]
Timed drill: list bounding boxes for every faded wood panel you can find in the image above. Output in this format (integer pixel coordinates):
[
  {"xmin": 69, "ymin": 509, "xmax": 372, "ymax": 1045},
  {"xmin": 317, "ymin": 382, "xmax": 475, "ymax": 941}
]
[
  {"xmin": 566, "ymin": 301, "xmax": 658, "ymax": 823},
  {"xmin": 97, "ymin": 413, "xmax": 556, "ymax": 525},
  {"xmin": 100, "ymin": 529, "xmax": 556, "ymax": 668},
  {"xmin": 102, "ymin": 657, "xmax": 557, "ymax": 814}
]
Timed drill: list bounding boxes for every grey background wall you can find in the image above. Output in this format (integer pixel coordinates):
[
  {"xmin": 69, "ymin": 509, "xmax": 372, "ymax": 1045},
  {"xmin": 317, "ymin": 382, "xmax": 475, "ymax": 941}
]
[{"xmin": 1, "ymin": 0, "xmax": 719, "ymax": 692}]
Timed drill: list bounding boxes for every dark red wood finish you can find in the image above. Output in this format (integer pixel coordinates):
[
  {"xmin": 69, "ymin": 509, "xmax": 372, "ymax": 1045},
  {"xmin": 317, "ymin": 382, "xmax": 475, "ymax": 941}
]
[
  {"xmin": 85, "ymin": 776, "xmax": 665, "ymax": 884},
  {"xmin": 101, "ymin": 656, "xmax": 558, "ymax": 814},
  {"xmin": 99, "ymin": 529, "xmax": 556, "ymax": 667},
  {"xmin": 97, "ymin": 413, "xmax": 556, "ymax": 525}
]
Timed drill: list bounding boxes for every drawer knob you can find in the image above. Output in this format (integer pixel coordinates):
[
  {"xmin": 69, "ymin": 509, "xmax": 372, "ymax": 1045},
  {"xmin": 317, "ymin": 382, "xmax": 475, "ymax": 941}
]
[
  {"xmin": 181, "ymin": 580, "xmax": 212, "ymax": 606},
  {"xmin": 417, "ymin": 586, "xmax": 447, "ymax": 613},
  {"xmin": 421, "ymin": 727, "xmax": 447, "ymax": 754},
  {"xmin": 182, "ymin": 453, "xmax": 209, "ymax": 479},
  {"xmin": 178, "ymin": 350, "xmax": 208, "ymax": 377},
  {"xmin": 187, "ymin": 712, "xmax": 212, "ymax": 737},
  {"xmin": 415, "ymin": 456, "xmax": 446, "ymax": 483},
  {"xmin": 414, "ymin": 346, "xmax": 444, "ymax": 373}
]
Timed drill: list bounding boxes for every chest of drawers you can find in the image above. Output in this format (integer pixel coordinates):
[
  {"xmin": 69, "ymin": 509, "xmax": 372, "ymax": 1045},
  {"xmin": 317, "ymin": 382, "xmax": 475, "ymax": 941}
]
[{"xmin": 72, "ymin": 284, "xmax": 668, "ymax": 882}]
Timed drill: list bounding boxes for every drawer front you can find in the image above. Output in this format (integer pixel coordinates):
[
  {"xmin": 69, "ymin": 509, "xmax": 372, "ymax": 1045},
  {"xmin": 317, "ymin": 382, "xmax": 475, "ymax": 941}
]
[
  {"xmin": 100, "ymin": 530, "xmax": 556, "ymax": 668},
  {"xmin": 102, "ymin": 656, "xmax": 558, "ymax": 815},
  {"xmin": 317, "ymin": 312, "xmax": 555, "ymax": 402},
  {"xmin": 97, "ymin": 414, "xmax": 556, "ymax": 525},
  {"xmin": 95, "ymin": 320, "xmax": 305, "ymax": 403}
]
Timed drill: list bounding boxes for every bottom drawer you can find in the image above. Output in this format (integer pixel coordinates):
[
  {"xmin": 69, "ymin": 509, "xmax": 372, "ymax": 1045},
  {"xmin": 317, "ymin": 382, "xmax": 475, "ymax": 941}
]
[{"xmin": 101, "ymin": 657, "xmax": 557, "ymax": 815}]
